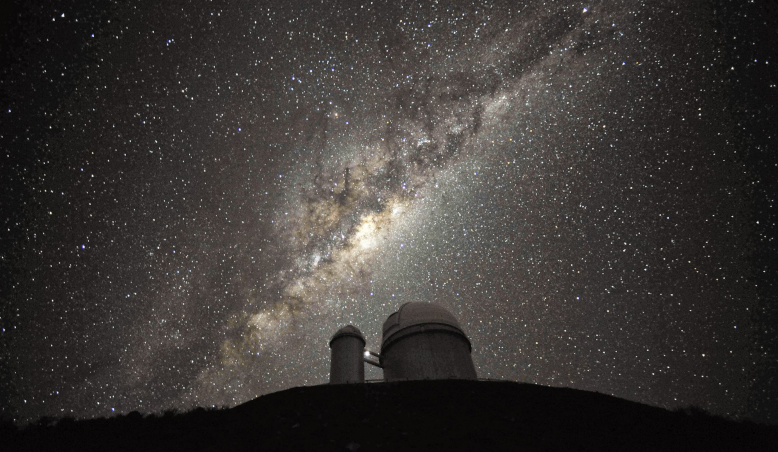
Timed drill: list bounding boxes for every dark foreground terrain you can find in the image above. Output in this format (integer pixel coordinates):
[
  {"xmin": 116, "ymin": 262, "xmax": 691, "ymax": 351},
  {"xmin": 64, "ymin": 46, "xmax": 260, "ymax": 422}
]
[{"xmin": 3, "ymin": 380, "xmax": 777, "ymax": 451}]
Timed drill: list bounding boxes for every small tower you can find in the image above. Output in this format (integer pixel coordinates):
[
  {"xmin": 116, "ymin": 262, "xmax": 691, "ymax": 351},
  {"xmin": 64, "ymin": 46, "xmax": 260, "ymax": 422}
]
[
  {"xmin": 380, "ymin": 302, "xmax": 477, "ymax": 381},
  {"xmin": 329, "ymin": 325, "xmax": 366, "ymax": 384}
]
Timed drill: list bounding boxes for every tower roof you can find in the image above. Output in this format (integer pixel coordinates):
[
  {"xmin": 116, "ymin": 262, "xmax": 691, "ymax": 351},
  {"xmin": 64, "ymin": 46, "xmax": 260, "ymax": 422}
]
[{"xmin": 329, "ymin": 324, "xmax": 366, "ymax": 347}]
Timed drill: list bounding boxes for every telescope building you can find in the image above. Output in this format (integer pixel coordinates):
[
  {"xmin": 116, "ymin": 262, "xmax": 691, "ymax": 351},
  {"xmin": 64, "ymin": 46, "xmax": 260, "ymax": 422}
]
[{"xmin": 329, "ymin": 302, "xmax": 477, "ymax": 383}]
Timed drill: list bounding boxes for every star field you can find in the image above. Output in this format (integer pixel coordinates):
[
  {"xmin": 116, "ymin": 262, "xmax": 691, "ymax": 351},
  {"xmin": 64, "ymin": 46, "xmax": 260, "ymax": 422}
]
[{"xmin": 1, "ymin": 0, "xmax": 776, "ymax": 424}]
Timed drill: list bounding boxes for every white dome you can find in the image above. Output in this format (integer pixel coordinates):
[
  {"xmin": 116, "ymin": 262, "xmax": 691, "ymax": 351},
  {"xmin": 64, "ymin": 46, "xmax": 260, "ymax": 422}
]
[
  {"xmin": 382, "ymin": 302, "xmax": 464, "ymax": 345},
  {"xmin": 329, "ymin": 324, "xmax": 365, "ymax": 346}
]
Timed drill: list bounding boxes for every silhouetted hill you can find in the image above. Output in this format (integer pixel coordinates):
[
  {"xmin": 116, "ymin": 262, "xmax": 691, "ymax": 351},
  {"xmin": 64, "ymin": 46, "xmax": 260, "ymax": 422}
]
[{"xmin": 3, "ymin": 380, "xmax": 777, "ymax": 451}]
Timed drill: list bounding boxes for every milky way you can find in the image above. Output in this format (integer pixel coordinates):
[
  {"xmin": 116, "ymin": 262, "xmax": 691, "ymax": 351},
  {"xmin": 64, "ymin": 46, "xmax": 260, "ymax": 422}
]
[{"xmin": 2, "ymin": 0, "xmax": 776, "ymax": 423}]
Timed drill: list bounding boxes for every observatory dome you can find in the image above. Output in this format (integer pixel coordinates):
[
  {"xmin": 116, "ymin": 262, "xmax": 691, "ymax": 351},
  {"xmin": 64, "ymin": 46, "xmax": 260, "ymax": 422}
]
[
  {"xmin": 329, "ymin": 325, "xmax": 366, "ymax": 384},
  {"xmin": 380, "ymin": 302, "xmax": 476, "ymax": 381},
  {"xmin": 329, "ymin": 324, "xmax": 365, "ymax": 347},
  {"xmin": 381, "ymin": 302, "xmax": 468, "ymax": 350}
]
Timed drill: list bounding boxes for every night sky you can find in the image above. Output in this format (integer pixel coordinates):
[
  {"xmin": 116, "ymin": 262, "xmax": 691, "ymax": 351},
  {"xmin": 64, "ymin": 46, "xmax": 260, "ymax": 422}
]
[{"xmin": 2, "ymin": 0, "xmax": 776, "ymax": 424}]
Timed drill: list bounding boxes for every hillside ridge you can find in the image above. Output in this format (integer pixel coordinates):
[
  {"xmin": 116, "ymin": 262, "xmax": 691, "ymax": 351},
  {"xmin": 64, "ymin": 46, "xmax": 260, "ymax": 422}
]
[{"xmin": 5, "ymin": 380, "xmax": 777, "ymax": 451}]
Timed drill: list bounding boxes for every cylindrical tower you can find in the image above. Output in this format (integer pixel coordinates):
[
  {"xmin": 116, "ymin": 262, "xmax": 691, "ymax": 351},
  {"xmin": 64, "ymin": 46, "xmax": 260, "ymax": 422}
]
[
  {"xmin": 329, "ymin": 325, "xmax": 366, "ymax": 384},
  {"xmin": 380, "ymin": 302, "xmax": 477, "ymax": 381}
]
